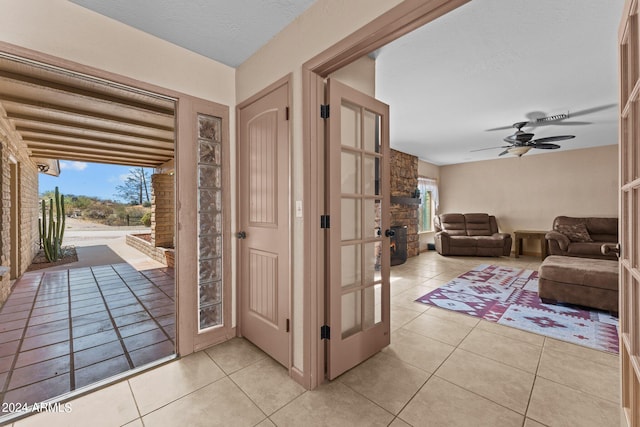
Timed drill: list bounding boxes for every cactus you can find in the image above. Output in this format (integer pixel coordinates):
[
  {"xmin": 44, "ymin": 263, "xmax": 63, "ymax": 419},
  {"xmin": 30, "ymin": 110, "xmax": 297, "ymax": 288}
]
[{"xmin": 39, "ymin": 187, "xmax": 66, "ymax": 262}]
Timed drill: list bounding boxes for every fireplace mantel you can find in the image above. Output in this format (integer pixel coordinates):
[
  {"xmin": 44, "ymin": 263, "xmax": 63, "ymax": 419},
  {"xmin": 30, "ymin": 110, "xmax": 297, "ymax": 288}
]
[{"xmin": 390, "ymin": 196, "xmax": 420, "ymax": 206}]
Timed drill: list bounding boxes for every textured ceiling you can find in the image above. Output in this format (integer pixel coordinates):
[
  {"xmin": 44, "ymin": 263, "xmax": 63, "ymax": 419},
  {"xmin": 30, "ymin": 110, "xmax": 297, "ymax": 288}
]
[
  {"xmin": 70, "ymin": 0, "xmax": 316, "ymax": 67},
  {"xmin": 376, "ymin": 0, "xmax": 624, "ymax": 165}
]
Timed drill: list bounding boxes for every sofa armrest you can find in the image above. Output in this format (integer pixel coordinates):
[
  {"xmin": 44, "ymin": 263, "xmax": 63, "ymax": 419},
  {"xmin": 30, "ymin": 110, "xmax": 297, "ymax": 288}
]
[
  {"xmin": 492, "ymin": 233, "xmax": 512, "ymax": 256},
  {"xmin": 546, "ymin": 230, "xmax": 570, "ymax": 251},
  {"xmin": 434, "ymin": 231, "xmax": 451, "ymax": 255},
  {"xmin": 492, "ymin": 233, "xmax": 511, "ymax": 239}
]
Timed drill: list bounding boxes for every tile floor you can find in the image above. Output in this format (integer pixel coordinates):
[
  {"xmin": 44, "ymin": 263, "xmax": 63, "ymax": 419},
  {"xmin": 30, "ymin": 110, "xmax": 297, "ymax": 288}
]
[
  {"xmin": 4, "ymin": 252, "xmax": 621, "ymax": 426},
  {"xmin": 0, "ymin": 263, "xmax": 175, "ymax": 409}
]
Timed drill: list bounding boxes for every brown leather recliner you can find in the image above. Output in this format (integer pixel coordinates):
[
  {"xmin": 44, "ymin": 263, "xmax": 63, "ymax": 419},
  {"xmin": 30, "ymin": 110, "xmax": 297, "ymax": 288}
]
[
  {"xmin": 434, "ymin": 213, "xmax": 512, "ymax": 257},
  {"xmin": 545, "ymin": 216, "xmax": 618, "ymax": 261}
]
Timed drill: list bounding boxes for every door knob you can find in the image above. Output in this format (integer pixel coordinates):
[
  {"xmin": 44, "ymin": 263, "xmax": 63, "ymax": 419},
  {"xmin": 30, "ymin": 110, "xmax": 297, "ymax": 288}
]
[
  {"xmin": 385, "ymin": 229, "xmax": 395, "ymax": 238},
  {"xmin": 236, "ymin": 231, "xmax": 247, "ymax": 239},
  {"xmin": 601, "ymin": 243, "xmax": 620, "ymax": 258}
]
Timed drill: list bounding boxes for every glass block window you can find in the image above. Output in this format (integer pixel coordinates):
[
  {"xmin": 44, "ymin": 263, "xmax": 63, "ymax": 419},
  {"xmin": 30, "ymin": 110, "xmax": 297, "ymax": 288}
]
[{"xmin": 197, "ymin": 114, "xmax": 223, "ymax": 330}]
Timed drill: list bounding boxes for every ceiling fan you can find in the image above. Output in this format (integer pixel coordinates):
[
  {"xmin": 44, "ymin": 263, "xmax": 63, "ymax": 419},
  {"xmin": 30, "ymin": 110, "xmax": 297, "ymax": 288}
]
[
  {"xmin": 473, "ymin": 121, "xmax": 575, "ymax": 157},
  {"xmin": 485, "ymin": 104, "xmax": 616, "ymax": 132}
]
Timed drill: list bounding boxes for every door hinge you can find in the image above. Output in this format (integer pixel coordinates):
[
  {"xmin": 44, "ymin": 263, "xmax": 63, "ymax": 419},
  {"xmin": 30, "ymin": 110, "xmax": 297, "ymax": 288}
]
[
  {"xmin": 320, "ymin": 104, "xmax": 330, "ymax": 119},
  {"xmin": 320, "ymin": 325, "xmax": 330, "ymax": 340},
  {"xmin": 320, "ymin": 215, "xmax": 330, "ymax": 229},
  {"xmin": 285, "ymin": 106, "xmax": 289, "ymax": 121},
  {"xmin": 286, "ymin": 318, "xmax": 290, "ymax": 333}
]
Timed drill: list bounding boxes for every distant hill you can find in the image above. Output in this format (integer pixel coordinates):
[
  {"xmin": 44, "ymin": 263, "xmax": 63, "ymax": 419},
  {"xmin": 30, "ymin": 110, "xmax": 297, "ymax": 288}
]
[{"xmin": 39, "ymin": 191, "xmax": 151, "ymax": 227}]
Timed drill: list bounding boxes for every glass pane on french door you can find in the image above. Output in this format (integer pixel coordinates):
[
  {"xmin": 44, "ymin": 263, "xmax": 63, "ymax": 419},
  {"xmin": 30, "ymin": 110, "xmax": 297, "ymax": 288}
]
[{"xmin": 340, "ymin": 100, "xmax": 383, "ymax": 339}]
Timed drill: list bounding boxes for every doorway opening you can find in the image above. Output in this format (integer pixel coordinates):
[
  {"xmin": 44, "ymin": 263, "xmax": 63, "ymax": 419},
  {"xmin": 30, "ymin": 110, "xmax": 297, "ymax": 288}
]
[{"xmin": 0, "ymin": 52, "xmax": 178, "ymax": 417}]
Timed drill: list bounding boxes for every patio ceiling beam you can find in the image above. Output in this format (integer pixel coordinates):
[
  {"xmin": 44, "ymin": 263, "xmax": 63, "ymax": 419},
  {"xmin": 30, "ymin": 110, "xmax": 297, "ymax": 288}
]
[
  {"xmin": 1, "ymin": 96, "xmax": 174, "ymax": 132},
  {"xmin": 25, "ymin": 137, "xmax": 174, "ymax": 158},
  {"xmin": 10, "ymin": 115, "xmax": 175, "ymax": 143},
  {"xmin": 19, "ymin": 128, "xmax": 174, "ymax": 152},
  {"xmin": 27, "ymin": 142, "xmax": 170, "ymax": 162},
  {"xmin": 5, "ymin": 111, "xmax": 175, "ymax": 141},
  {"xmin": 29, "ymin": 149, "xmax": 166, "ymax": 168},
  {"xmin": 0, "ymin": 70, "xmax": 175, "ymax": 116},
  {"xmin": 0, "ymin": 82, "xmax": 174, "ymax": 129}
]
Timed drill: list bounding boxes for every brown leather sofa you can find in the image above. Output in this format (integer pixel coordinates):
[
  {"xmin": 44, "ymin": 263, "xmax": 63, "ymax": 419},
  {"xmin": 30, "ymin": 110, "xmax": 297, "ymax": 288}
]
[
  {"xmin": 545, "ymin": 216, "xmax": 618, "ymax": 261},
  {"xmin": 434, "ymin": 213, "xmax": 512, "ymax": 256}
]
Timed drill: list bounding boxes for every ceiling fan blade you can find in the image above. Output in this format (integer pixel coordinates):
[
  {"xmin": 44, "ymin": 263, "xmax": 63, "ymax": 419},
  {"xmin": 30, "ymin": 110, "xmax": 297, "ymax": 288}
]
[
  {"xmin": 527, "ymin": 120, "xmax": 592, "ymax": 127},
  {"xmin": 532, "ymin": 143, "xmax": 561, "ymax": 149},
  {"xmin": 470, "ymin": 145, "xmax": 510, "ymax": 152},
  {"xmin": 485, "ymin": 124, "xmax": 521, "ymax": 132},
  {"xmin": 569, "ymin": 103, "xmax": 617, "ymax": 118},
  {"xmin": 533, "ymin": 135, "xmax": 575, "ymax": 143}
]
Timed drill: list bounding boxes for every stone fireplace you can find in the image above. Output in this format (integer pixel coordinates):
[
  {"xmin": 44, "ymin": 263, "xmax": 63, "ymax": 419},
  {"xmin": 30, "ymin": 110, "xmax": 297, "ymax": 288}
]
[{"xmin": 390, "ymin": 149, "xmax": 420, "ymax": 258}]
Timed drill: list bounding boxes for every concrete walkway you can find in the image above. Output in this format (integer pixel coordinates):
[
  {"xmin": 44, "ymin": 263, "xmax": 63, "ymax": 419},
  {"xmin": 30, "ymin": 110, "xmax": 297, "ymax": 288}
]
[{"xmin": 41, "ymin": 218, "xmax": 165, "ymax": 272}]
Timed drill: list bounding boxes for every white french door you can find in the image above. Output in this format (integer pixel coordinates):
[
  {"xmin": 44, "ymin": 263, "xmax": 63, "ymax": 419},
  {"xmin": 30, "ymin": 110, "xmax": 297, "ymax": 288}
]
[{"xmin": 325, "ymin": 78, "xmax": 391, "ymax": 380}]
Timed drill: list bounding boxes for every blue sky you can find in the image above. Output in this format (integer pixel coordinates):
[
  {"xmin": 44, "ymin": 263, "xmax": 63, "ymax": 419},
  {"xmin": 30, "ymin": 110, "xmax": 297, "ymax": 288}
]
[{"xmin": 39, "ymin": 161, "xmax": 144, "ymax": 201}]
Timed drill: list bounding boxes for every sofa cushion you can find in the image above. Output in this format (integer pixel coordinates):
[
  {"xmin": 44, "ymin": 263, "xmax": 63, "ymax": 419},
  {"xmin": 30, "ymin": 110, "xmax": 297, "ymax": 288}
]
[
  {"xmin": 475, "ymin": 235, "xmax": 506, "ymax": 248},
  {"xmin": 539, "ymin": 256, "xmax": 618, "ymax": 292},
  {"xmin": 464, "ymin": 213, "xmax": 492, "ymax": 236},
  {"xmin": 556, "ymin": 223, "xmax": 593, "ymax": 243},
  {"xmin": 439, "ymin": 213, "xmax": 467, "ymax": 236},
  {"xmin": 448, "ymin": 236, "xmax": 478, "ymax": 247},
  {"xmin": 553, "ymin": 216, "xmax": 618, "ymax": 243},
  {"xmin": 586, "ymin": 217, "xmax": 618, "ymax": 236}
]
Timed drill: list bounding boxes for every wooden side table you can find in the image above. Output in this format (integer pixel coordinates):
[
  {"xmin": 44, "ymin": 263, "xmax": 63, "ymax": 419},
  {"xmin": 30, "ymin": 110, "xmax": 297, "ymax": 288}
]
[{"xmin": 513, "ymin": 230, "xmax": 548, "ymax": 260}]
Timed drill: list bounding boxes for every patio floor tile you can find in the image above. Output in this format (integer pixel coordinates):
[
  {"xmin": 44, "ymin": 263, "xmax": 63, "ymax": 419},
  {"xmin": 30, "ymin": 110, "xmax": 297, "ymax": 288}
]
[
  {"xmin": 14, "ymin": 341, "xmax": 70, "ymax": 369},
  {"xmin": 129, "ymin": 340, "xmax": 174, "ymax": 368},
  {"xmin": 3, "ymin": 373, "xmax": 71, "ymax": 405},
  {"xmin": 0, "ymin": 264, "xmax": 175, "ymax": 407},
  {"xmin": 8, "ymin": 355, "xmax": 70, "ymax": 390},
  {"xmin": 74, "ymin": 341, "xmax": 126, "ymax": 370},
  {"xmin": 74, "ymin": 355, "xmax": 131, "ymax": 389}
]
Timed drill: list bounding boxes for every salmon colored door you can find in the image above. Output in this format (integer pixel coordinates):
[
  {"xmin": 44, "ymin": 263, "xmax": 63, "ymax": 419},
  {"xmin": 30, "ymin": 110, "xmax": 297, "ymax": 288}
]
[
  {"xmin": 325, "ymin": 78, "xmax": 391, "ymax": 380},
  {"xmin": 238, "ymin": 78, "xmax": 290, "ymax": 367},
  {"xmin": 619, "ymin": 2, "xmax": 640, "ymax": 425}
]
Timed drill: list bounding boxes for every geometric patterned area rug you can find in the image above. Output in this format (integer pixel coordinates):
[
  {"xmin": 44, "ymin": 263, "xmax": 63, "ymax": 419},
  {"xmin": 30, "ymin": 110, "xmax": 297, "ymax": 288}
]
[{"xmin": 415, "ymin": 264, "xmax": 619, "ymax": 353}]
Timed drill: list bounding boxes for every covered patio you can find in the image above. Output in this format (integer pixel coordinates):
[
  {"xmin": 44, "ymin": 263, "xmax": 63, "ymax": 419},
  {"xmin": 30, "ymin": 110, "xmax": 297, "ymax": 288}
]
[{"xmin": 0, "ymin": 262, "xmax": 175, "ymax": 406}]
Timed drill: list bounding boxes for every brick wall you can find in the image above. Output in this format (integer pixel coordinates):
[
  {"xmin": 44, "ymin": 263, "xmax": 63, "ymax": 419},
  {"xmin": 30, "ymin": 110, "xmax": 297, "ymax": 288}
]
[
  {"xmin": 390, "ymin": 149, "xmax": 419, "ymax": 258},
  {"xmin": 0, "ymin": 114, "xmax": 39, "ymax": 304},
  {"xmin": 126, "ymin": 234, "xmax": 174, "ymax": 268},
  {"xmin": 151, "ymin": 173, "xmax": 175, "ymax": 248}
]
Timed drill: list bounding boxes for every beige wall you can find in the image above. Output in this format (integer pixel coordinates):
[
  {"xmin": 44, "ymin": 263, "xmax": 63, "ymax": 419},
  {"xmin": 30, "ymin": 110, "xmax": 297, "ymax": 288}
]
[
  {"xmin": 328, "ymin": 55, "xmax": 376, "ymax": 97},
  {"xmin": 439, "ymin": 145, "xmax": 619, "ymax": 254},
  {"xmin": 419, "ymin": 159, "xmax": 440, "ymax": 180}
]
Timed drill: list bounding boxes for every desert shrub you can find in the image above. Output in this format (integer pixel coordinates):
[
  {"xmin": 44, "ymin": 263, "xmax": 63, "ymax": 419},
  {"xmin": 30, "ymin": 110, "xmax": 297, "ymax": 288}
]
[{"xmin": 141, "ymin": 212, "xmax": 152, "ymax": 227}]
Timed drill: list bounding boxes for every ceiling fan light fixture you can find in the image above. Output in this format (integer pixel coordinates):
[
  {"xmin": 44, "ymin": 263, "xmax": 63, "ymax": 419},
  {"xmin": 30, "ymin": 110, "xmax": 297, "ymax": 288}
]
[{"xmin": 507, "ymin": 146, "xmax": 532, "ymax": 157}]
